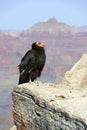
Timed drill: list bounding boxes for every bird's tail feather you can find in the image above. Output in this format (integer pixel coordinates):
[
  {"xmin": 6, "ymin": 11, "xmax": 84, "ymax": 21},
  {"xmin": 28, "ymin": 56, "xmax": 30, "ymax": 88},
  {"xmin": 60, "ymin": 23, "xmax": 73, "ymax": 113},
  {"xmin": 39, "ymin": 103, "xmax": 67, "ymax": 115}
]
[{"xmin": 18, "ymin": 72, "xmax": 29, "ymax": 84}]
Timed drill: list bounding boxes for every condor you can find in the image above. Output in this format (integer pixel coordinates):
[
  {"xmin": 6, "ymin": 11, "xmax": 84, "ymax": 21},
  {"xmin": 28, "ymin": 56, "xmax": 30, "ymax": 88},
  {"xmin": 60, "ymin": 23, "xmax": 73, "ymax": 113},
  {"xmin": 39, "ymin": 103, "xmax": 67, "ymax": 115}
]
[{"xmin": 18, "ymin": 42, "xmax": 46, "ymax": 84}]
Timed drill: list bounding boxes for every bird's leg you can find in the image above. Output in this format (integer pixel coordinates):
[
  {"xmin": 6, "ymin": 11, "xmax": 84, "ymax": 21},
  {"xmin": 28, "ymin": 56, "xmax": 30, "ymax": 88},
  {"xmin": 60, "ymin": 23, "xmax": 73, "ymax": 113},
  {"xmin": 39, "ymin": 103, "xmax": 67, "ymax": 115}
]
[
  {"xmin": 29, "ymin": 78, "xmax": 33, "ymax": 83},
  {"xmin": 29, "ymin": 79, "xmax": 32, "ymax": 83}
]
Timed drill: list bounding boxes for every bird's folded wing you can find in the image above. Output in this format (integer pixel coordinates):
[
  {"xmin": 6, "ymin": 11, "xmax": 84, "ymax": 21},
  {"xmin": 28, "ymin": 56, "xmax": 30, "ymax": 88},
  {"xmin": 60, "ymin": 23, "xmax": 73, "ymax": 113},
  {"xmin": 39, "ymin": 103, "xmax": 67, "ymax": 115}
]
[{"xmin": 18, "ymin": 50, "xmax": 35, "ymax": 73}]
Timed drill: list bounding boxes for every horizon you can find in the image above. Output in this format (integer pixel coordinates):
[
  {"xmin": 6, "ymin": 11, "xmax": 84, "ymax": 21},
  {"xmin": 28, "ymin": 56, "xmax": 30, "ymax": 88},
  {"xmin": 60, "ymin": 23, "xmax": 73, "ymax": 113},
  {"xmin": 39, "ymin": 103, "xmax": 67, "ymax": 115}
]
[
  {"xmin": 1, "ymin": 17, "xmax": 87, "ymax": 31},
  {"xmin": 0, "ymin": 0, "xmax": 87, "ymax": 30}
]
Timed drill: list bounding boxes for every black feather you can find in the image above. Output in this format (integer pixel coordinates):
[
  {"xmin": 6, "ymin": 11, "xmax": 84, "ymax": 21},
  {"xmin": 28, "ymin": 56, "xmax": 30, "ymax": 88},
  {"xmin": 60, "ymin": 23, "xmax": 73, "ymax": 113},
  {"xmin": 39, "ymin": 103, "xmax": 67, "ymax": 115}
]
[{"xmin": 18, "ymin": 42, "xmax": 46, "ymax": 84}]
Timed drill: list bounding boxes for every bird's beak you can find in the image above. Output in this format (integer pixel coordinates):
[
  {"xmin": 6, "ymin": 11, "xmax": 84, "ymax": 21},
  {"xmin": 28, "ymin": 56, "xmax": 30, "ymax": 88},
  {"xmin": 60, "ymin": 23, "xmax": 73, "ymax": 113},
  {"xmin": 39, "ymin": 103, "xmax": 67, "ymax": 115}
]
[
  {"xmin": 40, "ymin": 42, "xmax": 45, "ymax": 47},
  {"xmin": 36, "ymin": 42, "xmax": 45, "ymax": 47}
]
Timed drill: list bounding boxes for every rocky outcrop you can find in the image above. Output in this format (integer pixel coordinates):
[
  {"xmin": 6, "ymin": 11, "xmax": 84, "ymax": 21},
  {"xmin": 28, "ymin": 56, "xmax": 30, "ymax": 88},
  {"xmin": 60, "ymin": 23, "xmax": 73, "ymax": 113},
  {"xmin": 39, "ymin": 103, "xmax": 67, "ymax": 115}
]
[
  {"xmin": 12, "ymin": 53, "xmax": 87, "ymax": 130},
  {"xmin": 62, "ymin": 52, "xmax": 87, "ymax": 89}
]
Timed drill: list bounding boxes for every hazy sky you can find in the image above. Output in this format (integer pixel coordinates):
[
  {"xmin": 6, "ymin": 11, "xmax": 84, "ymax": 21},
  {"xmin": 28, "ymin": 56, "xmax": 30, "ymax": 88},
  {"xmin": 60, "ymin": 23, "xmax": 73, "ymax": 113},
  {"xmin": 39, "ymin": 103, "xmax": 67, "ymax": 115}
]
[{"xmin": 0, "ymin": 0, "xmax": 87, "ymax": 30}]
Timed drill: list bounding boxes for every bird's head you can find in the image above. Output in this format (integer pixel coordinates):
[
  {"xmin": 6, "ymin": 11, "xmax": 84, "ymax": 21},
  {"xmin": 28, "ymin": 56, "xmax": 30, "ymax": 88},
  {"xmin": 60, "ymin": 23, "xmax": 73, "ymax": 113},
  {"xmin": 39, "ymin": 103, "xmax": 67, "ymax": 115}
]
[
  {"xmin": 32, "ymin": 42, "xmax": 45, "ymax": 49},
  {"xmin": 36, "ymin": 42, "xmax": 45, "ymax": 48}
]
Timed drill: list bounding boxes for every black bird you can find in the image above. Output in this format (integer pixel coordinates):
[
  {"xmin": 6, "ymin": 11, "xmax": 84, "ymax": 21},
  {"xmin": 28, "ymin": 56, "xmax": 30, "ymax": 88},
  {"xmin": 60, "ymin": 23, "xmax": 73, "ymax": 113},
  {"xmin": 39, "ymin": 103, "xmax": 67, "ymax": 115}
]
[{"xmin": 18, "ymin": 42, "xmax": 46, "ymax": 84}]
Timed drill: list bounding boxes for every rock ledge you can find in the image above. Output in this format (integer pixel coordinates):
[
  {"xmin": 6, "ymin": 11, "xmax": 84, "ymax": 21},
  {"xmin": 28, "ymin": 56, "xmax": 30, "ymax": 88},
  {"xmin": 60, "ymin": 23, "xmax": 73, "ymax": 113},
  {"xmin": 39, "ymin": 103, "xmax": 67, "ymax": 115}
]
[{"xmin": 12, "ymin": 54, "xmax": 87, "ymax": 130}]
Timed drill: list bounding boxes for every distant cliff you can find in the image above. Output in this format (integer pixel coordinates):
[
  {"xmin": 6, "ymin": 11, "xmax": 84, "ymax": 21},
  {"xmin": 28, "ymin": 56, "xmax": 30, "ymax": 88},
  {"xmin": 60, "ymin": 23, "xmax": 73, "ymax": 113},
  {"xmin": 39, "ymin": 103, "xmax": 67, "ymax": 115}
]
[
  {"xmin": 21, "ymin": 18, "xmax": 87, "ymax": 35},
  {"xmin": 12, "ymin": 53, "xmax": 87, "ymax": 130}
]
